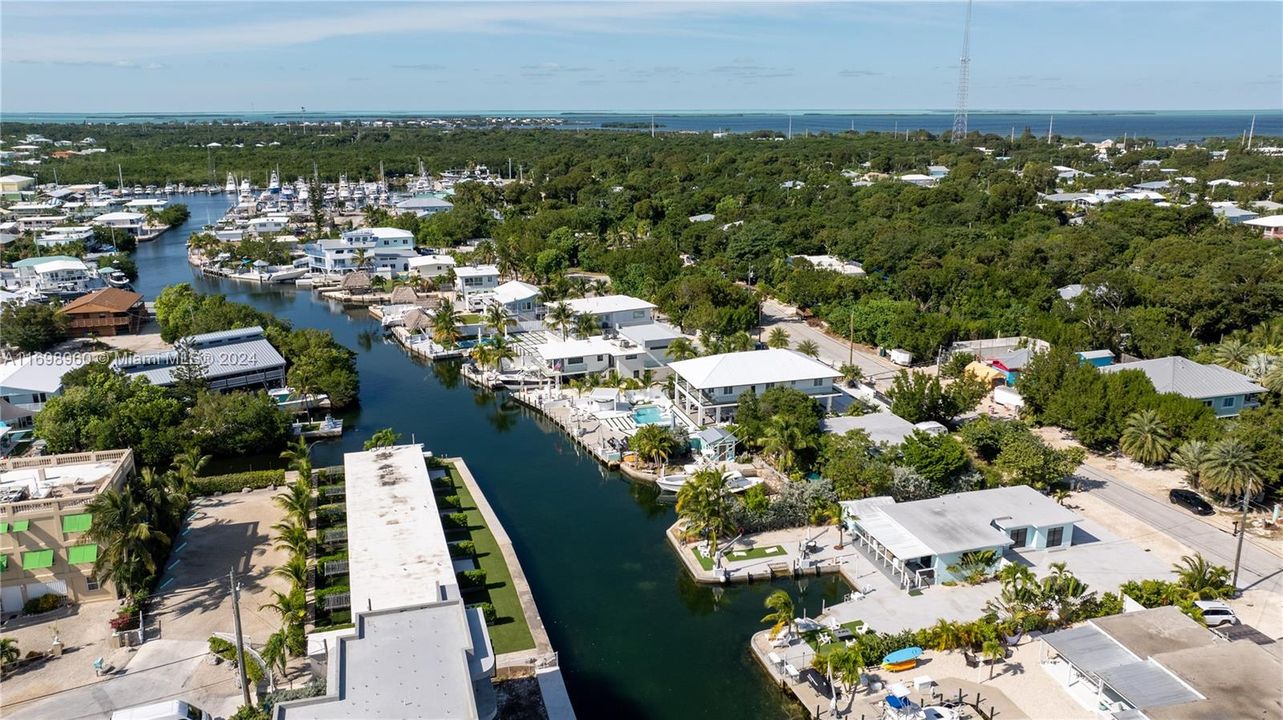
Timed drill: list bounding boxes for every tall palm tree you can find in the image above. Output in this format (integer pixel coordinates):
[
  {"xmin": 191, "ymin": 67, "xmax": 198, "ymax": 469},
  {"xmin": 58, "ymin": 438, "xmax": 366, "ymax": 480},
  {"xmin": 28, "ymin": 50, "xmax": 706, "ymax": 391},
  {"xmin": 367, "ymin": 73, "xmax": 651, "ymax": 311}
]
[
  {"xmin": 1242, "ymin": 353, "xmax": 1276, "ymax": 382},
  {"xmin": 725, "ymin": 331, "xmax": 755, "ymax": 353},
  {"xmin": 272, "ymin": 553, "xmax": 309, "ymax": 593},
  {"xmin": 1263, "ymin": 362, "xmax": 1283, "ymax": 394},
  {"xmin": 796, "ymin": 339, "xmax": 821, "ymax": 358},
  {"xmin": 280, "ymin": 437, "xmax": 312, "ymax": 481},
  {"xmin": 273, "ymin": 480, "xmax": 313, "ymax": 525},
  {"xmin": 351, "ymin": 247, "xmax": 371, "ymax": 271},
  {"xmin": 766, "ymin": 327, "xmax": 791, "ymax": 349},
  {"xmin": 85, "ymin": 490, "xmax": 170, "ymax": 596},
  {"xmin": 432, "ymin": 298, "xmax": 463, "ymax": 349},
  {"xmin": 482, "ymin": 303, "xmax": 513, "ymax": 339},
  {"xmin": 676, "ymin": 467, "xmax": 731, "ymax": 558},
  {"xmin": 1119, "ymin": 409, "xmax": 1173, "ymax": 466},
  {"xmin": 545, "ymin": 302, "xmax": 575, "ymax": 340},
  {"xmin": 474, "ymin": 335, "xmax": 516, "ymax": 373},
  {"xmin": 272, "ymin": 520, "xmax": 312, "ymax": 557},
  {"xmin": 171, "ymin": 450, "xmax": 211, "ymax": 494},
  {"xmin": 1171, "ymin": 440, "xmax": 1210, "ymax": 489},
  {"xmin": 838, "ymin": 363, "xmax": 864, "ymax": 387},
  {"xmin": 574, "ymin": 312, "xmax": 599, "ymax": 339},
  {"xmin": 1201, "ymin": 438, "xmax": 1264, "ymax": 590},
  {"xmin": 759, "ymin": 415, "xmax": 815, "ymax": 474},
  {"xmin": 260, "ymin": 588, "xmax": 307, "ymax": 632},
  {"xmin": 666, "ymin": 337, "xmax": 698, "ymax": 361},
  {"xmin": 629, "ymin": 424, "xmax": 677, "ymax": 470},
  {"xmin": 1211, "ymin": 339, "xmax": 1253, "ymax": 372},
  {"xmin": 761, "ymin": 589, "xmax": 795, "ymax": 639},
  {"xmin": 982, "ymin": 639, "xmax": 1006, "ymax": 680}
]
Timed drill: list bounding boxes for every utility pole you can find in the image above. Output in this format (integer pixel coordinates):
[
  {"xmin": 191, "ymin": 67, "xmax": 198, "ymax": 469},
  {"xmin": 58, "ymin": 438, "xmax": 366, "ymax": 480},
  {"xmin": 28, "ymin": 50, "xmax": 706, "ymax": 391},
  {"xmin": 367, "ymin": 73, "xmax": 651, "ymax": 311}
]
[
  {"xmin": 230, "ymin": 568, "xmax": 252, "ymax": 708},
  {"xmin": 848, "ymin": 311, "xmax": 854, "ymax": 367},
  {"xmin": 1231, "ymin": 491, "xmax": 1250, "ymax": 592}
]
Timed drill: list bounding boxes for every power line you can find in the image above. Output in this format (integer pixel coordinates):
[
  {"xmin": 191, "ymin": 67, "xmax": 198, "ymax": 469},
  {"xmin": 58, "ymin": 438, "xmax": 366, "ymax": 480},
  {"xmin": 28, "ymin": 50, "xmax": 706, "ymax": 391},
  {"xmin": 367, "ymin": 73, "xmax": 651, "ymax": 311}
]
[{"xmin": 951, "ymin": 0, "xmax": 974, "ymax": 143}]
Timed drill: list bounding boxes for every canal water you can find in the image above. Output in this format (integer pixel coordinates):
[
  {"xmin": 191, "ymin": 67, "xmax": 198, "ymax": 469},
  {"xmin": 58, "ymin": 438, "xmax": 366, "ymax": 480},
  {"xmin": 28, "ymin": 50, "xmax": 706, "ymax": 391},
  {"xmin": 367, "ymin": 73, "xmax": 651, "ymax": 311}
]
[{"xmin": 133, "ymin": 195, "xmax": 847, "ymax": 719}]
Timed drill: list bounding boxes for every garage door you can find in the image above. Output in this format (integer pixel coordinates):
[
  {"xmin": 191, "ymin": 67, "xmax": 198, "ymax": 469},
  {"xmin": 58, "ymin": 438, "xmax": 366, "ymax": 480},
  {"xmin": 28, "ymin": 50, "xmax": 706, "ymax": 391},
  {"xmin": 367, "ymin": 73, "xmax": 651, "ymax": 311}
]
[
  {"xmin": 0, "ymin": 584, "xmax": 22, "ymax": 613},
  {"xmin": 26, "ymin": 579, "xmax": 68, "ymax": 601}
]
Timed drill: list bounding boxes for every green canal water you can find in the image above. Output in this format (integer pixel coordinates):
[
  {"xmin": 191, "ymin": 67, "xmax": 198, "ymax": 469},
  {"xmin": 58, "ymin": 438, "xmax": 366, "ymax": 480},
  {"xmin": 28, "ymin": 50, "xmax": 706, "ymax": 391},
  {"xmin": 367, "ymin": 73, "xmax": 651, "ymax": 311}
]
[{"xmin": 133, "ymin": 196, "xmax": 847, "ymax": 719}]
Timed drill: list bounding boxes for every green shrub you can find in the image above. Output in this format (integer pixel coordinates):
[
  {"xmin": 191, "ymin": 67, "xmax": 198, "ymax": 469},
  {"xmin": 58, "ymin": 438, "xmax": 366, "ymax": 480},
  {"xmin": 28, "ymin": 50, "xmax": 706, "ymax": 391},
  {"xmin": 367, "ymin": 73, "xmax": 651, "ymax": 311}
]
[
  {"xmin": 469, "ymin": 602, "xmax": 497, "ymax": 624},
  {"xmin": 208, "ymin": 635, "xmax": 265, "ymax": 684},
  {"xmin": 23, "ymin": 593, "xmax": 66, "ymax": 615},
  {"xmin": 440, "ymin": 494, "xmax": 461, "ymax": 509},
  {"xmin": 445, "ymin": 512, "xmax": 469, "ymax": 528},
  {"xmin": 459, "ymin": 569, "xmax": 487, "ymax": 587},
  {"xmin": 190, "ymin": 470, "xmax": 285, "ymax": 496},
  {"xmin": 449, "ymin": 540, "xmax": 475, "ymax": 558},
  {"xmin": 315, "ymin": 503, "xmax": 346, "ymax": 526}
]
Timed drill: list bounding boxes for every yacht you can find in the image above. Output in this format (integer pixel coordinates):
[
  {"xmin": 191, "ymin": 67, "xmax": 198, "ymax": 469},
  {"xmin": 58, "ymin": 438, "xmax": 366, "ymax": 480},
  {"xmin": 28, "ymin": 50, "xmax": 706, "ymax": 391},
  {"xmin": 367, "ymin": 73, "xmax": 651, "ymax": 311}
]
[
  {"xmin": 656, "ymin": 468, "xmax": 756, "ymax": 494},
  {"xmin": 268, "ymin": 169, "xmax": 281, "ymax": 194},
  {"xmin": 224, "ymin": 172, "xmax": 237, "ymax": 194}
]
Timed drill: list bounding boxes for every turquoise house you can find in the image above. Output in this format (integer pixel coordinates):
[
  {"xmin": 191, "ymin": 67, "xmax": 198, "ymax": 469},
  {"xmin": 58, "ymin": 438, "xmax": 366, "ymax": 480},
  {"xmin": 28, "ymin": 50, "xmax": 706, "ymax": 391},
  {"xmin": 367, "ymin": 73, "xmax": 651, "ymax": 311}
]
[
  {"xmin": 1076, "ymin": 349, "xmax": 1114, "ymax": 368},
  {"xmin": 1099, "ymin": 357, "xmax": 1266, "ymax": 418},
  {"xmin": 840, "ymin": 486, "xmax": 1081, "ymax": 590}
]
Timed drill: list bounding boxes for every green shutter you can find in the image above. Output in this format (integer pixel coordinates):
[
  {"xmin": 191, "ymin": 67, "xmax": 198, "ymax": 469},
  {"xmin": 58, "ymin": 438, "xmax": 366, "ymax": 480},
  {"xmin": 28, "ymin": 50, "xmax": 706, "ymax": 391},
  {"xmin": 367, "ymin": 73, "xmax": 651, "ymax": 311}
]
[
  {"xmin": 22, "ymin": 549, "xmax": 55, "ymax": 570},
  {"xmin": 0, "ymin": 555, "xmax": 7, "ymax": 570},
  {"xmin": 61, "ymin": 513, "xmax": 92, "ymax": 533},
  {"xmin": 0, "ymin": 522, "xmax": 7, "ymax": 533},
  {"xmin": 67, "ymin": 544, "xmax": 98, "ymax": 565},
  {"xmin": 12, "ymin": 519, "xmax": 29, "ymax": 532}
]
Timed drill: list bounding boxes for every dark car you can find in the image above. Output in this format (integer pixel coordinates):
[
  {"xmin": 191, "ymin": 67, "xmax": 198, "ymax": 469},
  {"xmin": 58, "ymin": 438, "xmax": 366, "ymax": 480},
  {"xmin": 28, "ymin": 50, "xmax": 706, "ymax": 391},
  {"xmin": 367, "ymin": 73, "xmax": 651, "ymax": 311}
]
[
  {"xmin": 1169, "ymin": 488, "xmax": 1214, "ymax": 516},
  {"xmin": 799, "ymin": 668, "xmax": 833, "ymax": 699}
]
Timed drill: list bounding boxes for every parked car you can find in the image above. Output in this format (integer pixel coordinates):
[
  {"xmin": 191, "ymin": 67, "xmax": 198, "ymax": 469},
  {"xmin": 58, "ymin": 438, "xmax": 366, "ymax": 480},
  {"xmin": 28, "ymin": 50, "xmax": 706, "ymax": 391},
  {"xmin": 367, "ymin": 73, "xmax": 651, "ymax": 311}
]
[
  {"xmin": 1195, "ymin": 600, "xmax": 1239, "ymax": 627},
  {"xmin": 799, "ymin": 667, "xmax": 833, "ymax": 698},
  {"xmin": 1169, "ymin": 488, "xmax": 1214, "ymax": 516}
]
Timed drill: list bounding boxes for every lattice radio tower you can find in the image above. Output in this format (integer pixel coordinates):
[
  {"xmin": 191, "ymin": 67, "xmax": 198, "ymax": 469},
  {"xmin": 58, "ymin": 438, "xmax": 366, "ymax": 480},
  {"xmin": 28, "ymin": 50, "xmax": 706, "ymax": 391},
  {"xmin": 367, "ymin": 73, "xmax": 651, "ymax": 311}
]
[{"xmin": 951, "ymin": 0, "xmax": 974, "ymax": 143}]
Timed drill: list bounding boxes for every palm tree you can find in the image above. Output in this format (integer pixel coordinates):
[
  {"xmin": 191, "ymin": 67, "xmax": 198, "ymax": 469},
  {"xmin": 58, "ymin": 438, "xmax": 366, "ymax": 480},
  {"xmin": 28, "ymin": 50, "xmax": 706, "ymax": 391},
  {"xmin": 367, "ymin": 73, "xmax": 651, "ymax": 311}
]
[
  {"xmin": 363, "ymin": 427, "xmax": 401, "ymax": 450},
  {"xmin": 272, "ymin": 520, "xmax": 312, "ymax": 557},
  {"xmin": 629, "ymin": 424, "xmax": 677, "ymax": 470},
  {"xmin": 761, "ymin": 589, "xmax": 795, "ymax": 639},
  {"xmin": 666, "ymin": 337, "xmax": 698, "ymax": 361},
  {"xmin": 766, "ymin": 327, "xmax": 790, "ymax": 349},
  {"xmin": 796, "ymin": 339, "xmax": 821, "ymax": 358},
  {"xmin": 261, "ymin": 631, "xmax": 290, "ymax": 687},
  {"xmin": 134, "ymin": 467, "xmax": 186, "ymax": 535},
  {"xmin": 351, "ymin": 247, "xmax": 371, "ymax": 271},
  {"xmin": 84, "ymin": 490, "xmax": 170, "ymax": 596},
  {"xmin": 759, "ymin": 415, "xmax": 815, "ymax": 474},
  {"xmin": 544, "ymin": 302, "xmax": 575, "ymax": 340},
  {"xmin": 676, "ymin": 467, "xmax": 731, "ymax": 558},
  {"xmin": 1201, "ymin": 438, "xmax": 1264, "ymax": 589},
  {"xmin": 574, "ymin": 312, "xmax": 600, "ymax": 339},
  {"xmin": 260, "ymin": 588, "xmax": 307, "ymax": 632},
  {"xmin": 482, "ymin": 303, "xmax": 513, "ymax": 339},
  {"xmin": 273, "ymin": 480, "xmax": 313, "ymax": 525},
  {"xmin": 0, "ymin": 637, "xmax": 18, "ymax": 667},
  {"xmin": 1052, "ymin": 488, "xmax": 1071, "ymax": 506},
  {"xmin": 838, "ymin": 363, "xmax": 863, "ymax": 387},
  {"xmin": 982, "ymin": 639, "xmax": 1006, "ymax": 680},
  {"xmin": 1171, "ymin": 440, "xmax": 1210, "ymax": 489},
  {"xmin": 432, "ymin": 298, "xmax": 462, "ymax": 349},
  {"xmin": 1119, "ymin": 409, "xmax": 1173, "ymax": 465},
  {"xmin": 1211, "ymin": 339, "xmax": 1253, "ymax": 371},
  {"xmin": 171, "ymin": 450, "xmax": 211, "ymax": 494},
  {"xmin": 1243, "ymin": 353, "xmax": 1276, "ymax": 382},
  {"xmin": 280, "ymin": 437, "xmax": 312, "ymax": 481},
  {"xmin": 1263, "ymin": 362, "xmax": 1283, "ymax": 394},
  {"xmin": 474, "ymin": 335, "xmax": 516, "ymax": 373},
  {"xmin": 272, "ymin": 553, "xmax": 309, "ymax": 593},
  {"xmin": 929, "ymin": 618, "xmax": 964, "ymax": 652},
  {"xmin": 1172, "ymin": 553, "xmax": 1233, "ymax": 600}
]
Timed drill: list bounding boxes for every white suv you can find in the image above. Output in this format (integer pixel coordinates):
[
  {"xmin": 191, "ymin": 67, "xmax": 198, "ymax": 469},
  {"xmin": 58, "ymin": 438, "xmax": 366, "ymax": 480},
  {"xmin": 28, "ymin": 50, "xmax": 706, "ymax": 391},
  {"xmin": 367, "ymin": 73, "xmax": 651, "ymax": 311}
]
[{"xmin": 1195, "ymin": 600, "xmax": 1239, "ymax": 627}]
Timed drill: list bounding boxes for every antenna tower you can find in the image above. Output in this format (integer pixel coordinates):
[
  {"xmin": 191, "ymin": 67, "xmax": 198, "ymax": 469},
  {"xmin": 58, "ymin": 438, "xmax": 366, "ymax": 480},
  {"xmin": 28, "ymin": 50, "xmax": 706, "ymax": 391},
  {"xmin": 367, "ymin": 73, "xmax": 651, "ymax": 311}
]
[{"xmin": 951, "ymin": 0, "xmax": 973, "ymax": 143}]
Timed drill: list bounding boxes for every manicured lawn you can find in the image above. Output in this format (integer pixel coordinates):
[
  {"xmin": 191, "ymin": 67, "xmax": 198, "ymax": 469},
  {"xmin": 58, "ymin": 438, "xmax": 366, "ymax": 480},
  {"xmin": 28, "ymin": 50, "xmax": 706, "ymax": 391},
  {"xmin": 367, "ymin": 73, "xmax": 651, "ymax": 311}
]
[
  {"xmin": 692, "ymin": 543, "xmax": 787, "ymax": 571},
  {"xmin": 807, "ymin": 620, "xmax": 868, "ymax": 658},
  {"xmin": 438, "ymin": 463, "xmax": 535, "ymax": 654}
]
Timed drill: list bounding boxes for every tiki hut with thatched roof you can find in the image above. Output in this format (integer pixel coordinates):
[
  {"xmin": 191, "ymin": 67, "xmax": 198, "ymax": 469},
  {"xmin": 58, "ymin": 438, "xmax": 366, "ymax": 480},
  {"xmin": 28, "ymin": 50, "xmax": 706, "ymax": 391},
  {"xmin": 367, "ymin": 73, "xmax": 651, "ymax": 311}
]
[
  {"xmin": 389, "ymin": 285, "xmax": 419, "ymax": 305},
  {"xmin": 341, "ymin": 270, "xmax": 372, "ymax": 294},
  {"xmin": 402, "ymin": 308, "xmax": 432, "ymax": 333}
]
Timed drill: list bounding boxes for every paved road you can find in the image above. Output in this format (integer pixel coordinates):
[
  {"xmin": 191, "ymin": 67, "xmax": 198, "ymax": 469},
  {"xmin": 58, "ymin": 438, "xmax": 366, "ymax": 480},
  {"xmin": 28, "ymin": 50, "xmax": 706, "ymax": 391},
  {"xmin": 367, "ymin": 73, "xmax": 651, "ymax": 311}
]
[
  {"xmin": 758, "ymin": 297, "xmax": 902, "ymax": 385},
  {"xmin": 1077, "ymin": 464, "xmax": 1282, "ymax": 593}
]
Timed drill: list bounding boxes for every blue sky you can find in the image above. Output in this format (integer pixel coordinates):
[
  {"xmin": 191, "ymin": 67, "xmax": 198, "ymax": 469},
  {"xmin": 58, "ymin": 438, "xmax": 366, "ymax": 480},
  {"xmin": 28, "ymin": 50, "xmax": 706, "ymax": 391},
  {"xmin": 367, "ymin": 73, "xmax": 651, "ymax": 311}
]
[{"xmin": 2, "ymin": 2, "xmax": 1279, "ymax": 113}]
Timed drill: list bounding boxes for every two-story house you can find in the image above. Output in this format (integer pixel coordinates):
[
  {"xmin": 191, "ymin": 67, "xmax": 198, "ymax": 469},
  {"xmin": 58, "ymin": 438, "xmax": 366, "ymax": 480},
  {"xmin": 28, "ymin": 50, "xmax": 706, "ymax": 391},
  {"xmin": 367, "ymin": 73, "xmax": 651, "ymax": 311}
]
[{"xmin": 668, "ymin": 348, "xmax": 841, "ymax": 425}]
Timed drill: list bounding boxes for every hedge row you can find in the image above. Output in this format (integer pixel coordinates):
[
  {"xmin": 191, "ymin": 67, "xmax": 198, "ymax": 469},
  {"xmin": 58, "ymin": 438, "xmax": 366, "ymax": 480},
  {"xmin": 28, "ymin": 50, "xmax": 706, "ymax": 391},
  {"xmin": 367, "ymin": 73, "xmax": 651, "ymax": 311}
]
[{"xmin": 190, "ymin": 470, "xmax": 286, "ymax": 496}]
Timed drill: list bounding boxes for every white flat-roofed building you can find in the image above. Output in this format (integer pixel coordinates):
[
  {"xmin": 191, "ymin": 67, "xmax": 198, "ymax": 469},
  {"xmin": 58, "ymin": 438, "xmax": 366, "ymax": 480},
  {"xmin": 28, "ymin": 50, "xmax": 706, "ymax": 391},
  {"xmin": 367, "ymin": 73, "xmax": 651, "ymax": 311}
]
[
  {"xmin": 123, "ymin": 198, "xmax": 168, "ymax": 211},
  {"xmin": 789, "ymin": 254, "xmax": 866, "ymax": 276},
  {"xmin": 408, "ymin": 253, "xmax": 457, "ymax": 279},
  {"xmin": 9, "ymin": 255, "xmax": 99, "ymax": 294},
  {"xmin": 113, "ymin": 326, "xmax": 286, "ymax": 392},
  {"xmin": 15, "ymin": 215, "xmax": 69, "ymax": 233},
  {"xmin": 563, "ymin": 295, "xmax": 656, "ymax": 329},
  {"xmin": 35, "ymin": 225, "xmax": 94, "ymax": 248},
  {"xmin": 394, "ymin": 196, "xmax": 454, "ymax": 217},
  {"xmin": 532, "ymin": 337, "xmax": 618, "ymax": 378},
  {"xmin": 274, "ymin": 444, "xmax": 496, "ymax": 720},
  {"xmin": 247, "ymin": 215, "xmax": 291, "ymax": 236},
  {"xmin": 840, "ymin": 485, "xmax": 1081, "ymax": 590},
  {"xmin": 0, "ymin": 353, "xmax": 90, "ymax": 427},
  {"xmin": 302, "ymin": 227, "xmax": 418, "ymax": 276},
  {"xmin": 7, "ymin": 200, "xmax": 63, "ymax": 217},
  {"xmin": 668, "ymin": 348, "xmax": 842, "ymax": 424},
  {"xmin": 490, "ymin": 280, "xmax": 542, "ymax": 320},
  {"xmin": 92, "ymin": 211, "xmax": 146, "ymax": 236},
  {"xmin": 455, "ymin": 265, "xmax": 500, "ymax": 308}
]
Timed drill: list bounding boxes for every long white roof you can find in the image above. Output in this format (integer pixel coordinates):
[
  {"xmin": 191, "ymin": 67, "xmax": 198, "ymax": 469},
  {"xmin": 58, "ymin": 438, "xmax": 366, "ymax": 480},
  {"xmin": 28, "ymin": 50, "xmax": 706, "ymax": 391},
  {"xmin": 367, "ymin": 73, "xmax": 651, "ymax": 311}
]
[
  {"xmin": 492, "ymin": 280, "xmax": 540, "ymax": 304},
  {"xmin": 1243, "ymin": 214, "xmax": 1283, "ymax": 228},
  {"xmin": 534, "ymin": 336, "xmax": 617, "ymax": 360},
  {"xmin": 1100, "ymin": 356, "xmax": 1265, "ymax": 399},
  {"xmin": 0, "ymin": 353, "xmax": 89, "ymax": 394},
  {"xmin": 668, "ymin": 348, "xmax": 840, "ymax": 389},
  {"xmin": 454, "ymin": 264, "xmax": 499, "ymax": 278},
  {"xmin": 564, "ymin": 294, "xmax": 655, "ymax": 315}
]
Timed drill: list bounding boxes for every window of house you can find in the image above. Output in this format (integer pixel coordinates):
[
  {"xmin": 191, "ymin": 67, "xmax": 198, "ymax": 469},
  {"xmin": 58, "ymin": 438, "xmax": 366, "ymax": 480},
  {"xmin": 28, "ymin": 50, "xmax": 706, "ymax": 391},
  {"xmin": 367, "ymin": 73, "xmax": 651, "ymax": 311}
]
[
  {"xmin": 86, "ymin": 575, "xmax": 100, "ymax": 591},
  {"xmin": 813, "ymin": 378, "xmax": 824, "ymax": 387},
  {"xmin": 567, "ymin": 357, "xmax": 583, "ymax": 365},
  {"xmin": 1221, "ymin": 397, "xmax": 1235, "ymax": 408},
  {"xmin": 596, "ymin": 355, "xmax": 604, "ymax": 362},
  {"xmin": 632, "ymin": 310, "xmax": 647, "ymax": 318},
  {"xmin": 1203, "ymin": 400, "xmax": 1213, "ymax": 407},
  {"xmin": 1047, "ymin": 526, "xmax": 1064, "ymax": 547},
  {"xmin": 1009, "ymin": 527, "xmax": 1028, "ymax": 548},
  {"xmin": 722, "ymin": 386, "xmax": 733, "ymax": 395}
]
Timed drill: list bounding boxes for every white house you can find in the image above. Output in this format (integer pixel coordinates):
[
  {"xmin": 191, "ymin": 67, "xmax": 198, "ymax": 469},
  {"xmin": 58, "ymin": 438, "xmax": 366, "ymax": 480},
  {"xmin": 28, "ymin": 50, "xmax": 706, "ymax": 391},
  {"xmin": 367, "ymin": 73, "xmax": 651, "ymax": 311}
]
[
  {"xmin": 246, "ymin": 215, "xmax": 291, "ymax": 236},
  {"xmin": 489, "ymin": 280, "xmax": 542, "ymax": 321},
  {"xmin": 668, "ymin": 348, "xmax": 841, "ymax": 424},
  {"xmin": 9, "ymin": 255, "xmax": 100, "ymax": 294},
  {"xmin": 1100, "ymin": 356, "xmax": 1266, "ymax": 417},
  {"xmin": 393, "ymin": 196, "xmax": 454, "ymax": 217},
  {"xmin": 841, "ymin": 485, "xmax": 1080, "ymax": 590},
  {"xmin": 113, "ymin": 326, "xmax": 287, "ymax": 392},
  {"xmin": 1243, "ymin": 214, "xmax": 1283, "ymax": 240},
  {"xmin": 563, "ymin": 295, "xmax": 656, "ymax": 329},
  {"xmin": 407, "ymin": 254, "xmax": 456, "ymax": 279},
  {"xmin": 0, "ymin": 353, "xmax": 90, "ymax": 428},
  {"xmin": 16, "ymin": 216, "xmax": 69, "ymax": 233},
  {"xmin": 302, "ymin": 227, "xmax": 418, "ymax": 276},
  {"xmin": 36, "ymin": 226, "xmax": 94, "ymax": 248},
  {"xmin": 529, "ymin": 321, "xmax": 683, "ymax": 381},
  {"xmin": 91, "ymin": 211, "xmax": 146, "ymax": 237},
  {"xmin": 454, "ymin": 265, "xmax": 501, "ymax": 309}
]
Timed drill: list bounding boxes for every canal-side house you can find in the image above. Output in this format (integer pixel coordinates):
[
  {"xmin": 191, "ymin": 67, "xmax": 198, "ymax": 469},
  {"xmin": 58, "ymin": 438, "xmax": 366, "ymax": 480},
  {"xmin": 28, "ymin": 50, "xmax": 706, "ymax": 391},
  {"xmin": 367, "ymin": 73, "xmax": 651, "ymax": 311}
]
[
  {"xmin": 840, "ymin": 485, "xmax": 1081, "ymax": 590},
  {"xmin": 564, "ymin": 295, "xmax": 656, "ymax": 329},
  {"xmin": 528, "ymin": 322, "xmax": 685, "ymax": 382},
  {"xmin": 0, "ymin": 353, "xmax": 90, "ymax": 441},
  {"xmin": 8, "ymin": 255, "xmax": 102, "ymax": 295},
  {"xmin": 274, "ymin": 445, "xmax": 496, "ymax": 720},
  {"xmin": 113, "ymin": 326, "xmax": 286, "ymax": 392},
  {"xmin": 455, "ymin": 265, "xmax": 501, "ymax": 310},
  {"xmin": 408, "ymin": 253, "xmax": 457, "ymax": 280},
  {"xmin": 668, "ymin": 348, "xmax": 842, "ymax": 425},
  {"xmin": 91, "ymin": 211, "xmax": 147, "ymax": 238},
  {"xmin": 489, "ymin": 280, "xmax": 542, "ymax": 321},
  {"xmin": 302, "ymin": 227, "xmax": 418, "ymax": 277},
  {"xmin": 0, "ymin": 449, "xmax": 136, "ymax": 614},
  {"xmin": 1099, "ymin": 356, "xmax": 1266, "ymax": 418},
  {"xmin": 61, "ymin": 288, "xmax": 147, "ymax": 338}
]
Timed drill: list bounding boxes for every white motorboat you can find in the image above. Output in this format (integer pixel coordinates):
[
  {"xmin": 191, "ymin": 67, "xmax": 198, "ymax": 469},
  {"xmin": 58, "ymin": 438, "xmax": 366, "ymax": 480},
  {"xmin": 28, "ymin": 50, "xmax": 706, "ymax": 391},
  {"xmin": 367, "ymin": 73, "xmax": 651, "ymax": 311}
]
[
  {"xmin": 270, "ymin": 387, "xmax": 331, "ymax": 412},
  {"xmin": 100, "ymin": 268, "xmax": 132, "ymax": 288},
  {"xmin": 723, "ymin": 471, "xmax": 764, "ymax": 494},
  {"xmin": 267, "ymin": 266, "xmax": 308, "ymax": 283},
  {"xmin": 656, "ymin": 468, "xmax": 754, "ymax": 494},
  {"xmin": 655, "ymin": 468, "xmax": 689, "ymax": 493}
]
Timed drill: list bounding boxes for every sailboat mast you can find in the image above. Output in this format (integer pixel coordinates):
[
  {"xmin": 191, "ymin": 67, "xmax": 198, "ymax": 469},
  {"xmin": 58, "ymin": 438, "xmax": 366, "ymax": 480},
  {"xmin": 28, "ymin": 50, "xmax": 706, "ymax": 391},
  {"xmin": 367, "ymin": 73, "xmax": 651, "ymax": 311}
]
[{"xmin": 1247, "ymin": 114, "xmax": 1256, "ymax": 150}]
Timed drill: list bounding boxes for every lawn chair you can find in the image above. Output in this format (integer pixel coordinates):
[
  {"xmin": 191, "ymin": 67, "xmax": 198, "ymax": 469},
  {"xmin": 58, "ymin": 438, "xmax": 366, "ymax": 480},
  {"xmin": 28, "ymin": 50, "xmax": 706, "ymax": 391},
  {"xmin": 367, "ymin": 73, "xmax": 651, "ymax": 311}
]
[
  {"xmin": 964, "ymin": 651, "xmax": 980, "ymax": 669},
  {"xmin": 93, "ymin": 657, "xmax": 105, "ymax": 676}
]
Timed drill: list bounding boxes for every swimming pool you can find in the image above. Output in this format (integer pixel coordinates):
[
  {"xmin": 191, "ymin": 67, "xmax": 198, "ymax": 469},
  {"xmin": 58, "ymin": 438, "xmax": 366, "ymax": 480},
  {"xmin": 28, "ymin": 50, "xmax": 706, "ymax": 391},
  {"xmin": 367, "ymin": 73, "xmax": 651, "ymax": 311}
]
[{"xmin": 632, "ymin": 405, "xmax": 665, "ymax": 425}]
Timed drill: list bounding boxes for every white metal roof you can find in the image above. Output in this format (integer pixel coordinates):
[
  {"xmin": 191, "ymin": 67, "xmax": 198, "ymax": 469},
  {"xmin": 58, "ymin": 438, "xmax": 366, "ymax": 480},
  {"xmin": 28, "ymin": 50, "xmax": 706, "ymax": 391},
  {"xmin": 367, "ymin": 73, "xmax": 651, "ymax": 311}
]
[
  {"xmin": 1100, "ymin": 356, "xmax": 1265, "ymax": 399},
  {"xmin": 534, "ymin": 336, "xmax": 617, "ymax": 361},
  {"xmin": 491, "ymin": 280, "xmax": 540, "ymax": 305},
  {"xmin": 823, "ymin": 412, "xmax": 917, "ymax": 445},
  {"xmin": 407, "ymin": 254, "xmax": 456, "ymax": 267},
  {"xmin": 1243, "ymin": 214, "xmax": 1283, "ymax": 228},
  {"xmin": 454, "ymin": 264, "xmax": 499, "ymax": 278},
  {"xmin": 0, "ymin": 353, "xmax": 89, "ymax": 394},
  {"xmin": 617, "ymin": 321, "xmax": 683, "ymax": 344},
  {"xmin": 668, "ymin": 349, "xmax": 840, "ymax": 390},
  {"xmin": 30, "ymin": 258, "xmax": 89, "ymax": 274},
  {"xmin": 564, "ymin": 294, "xmax": 656, "ymax": 316}
]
